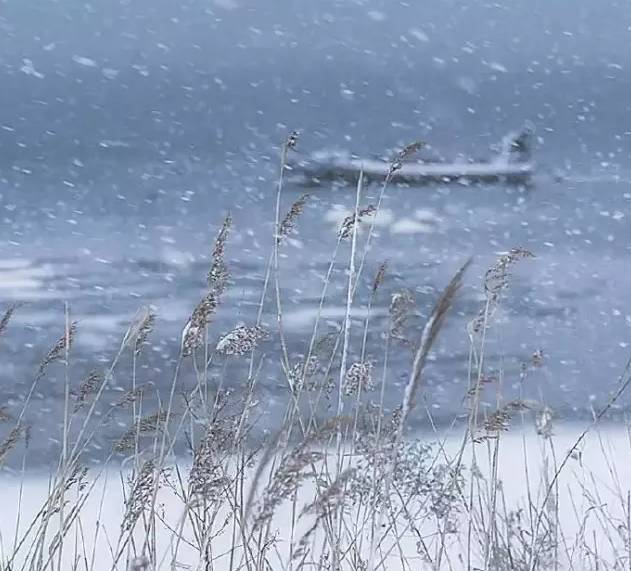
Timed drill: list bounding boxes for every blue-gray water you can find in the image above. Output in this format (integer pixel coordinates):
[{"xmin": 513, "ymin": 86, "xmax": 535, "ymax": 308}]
[{"xmin": 2, "ymin": 0, "xmax": 631, "ymax": 463}]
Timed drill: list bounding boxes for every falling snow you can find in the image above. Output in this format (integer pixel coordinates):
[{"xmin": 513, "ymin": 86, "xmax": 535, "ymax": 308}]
[{"xmin": 72, "ymin": 55, "xmax": 98, "ymax": 67}]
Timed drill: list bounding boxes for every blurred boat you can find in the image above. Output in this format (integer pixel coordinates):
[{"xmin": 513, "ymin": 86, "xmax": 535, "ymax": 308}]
[{"xmin": 288, "ymin": 124, "xmax": 535, "ymax": 187}]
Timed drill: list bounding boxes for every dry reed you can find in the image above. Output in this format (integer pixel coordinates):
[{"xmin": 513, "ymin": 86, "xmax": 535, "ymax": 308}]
[{"xmin": 0, "ymin": 140, "xmax": 630, "ymax": 571}]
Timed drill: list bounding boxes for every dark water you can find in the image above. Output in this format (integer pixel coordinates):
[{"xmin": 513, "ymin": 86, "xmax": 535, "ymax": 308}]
[{"xmin": 2, "ymin": 0, "xmax": 631, "ymax": 463}]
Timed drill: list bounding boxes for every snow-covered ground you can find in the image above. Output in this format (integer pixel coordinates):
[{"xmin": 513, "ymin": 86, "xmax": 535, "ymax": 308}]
[{"xmin": 2, "ymin": 424, "xmax": 630, "ymax": 569}]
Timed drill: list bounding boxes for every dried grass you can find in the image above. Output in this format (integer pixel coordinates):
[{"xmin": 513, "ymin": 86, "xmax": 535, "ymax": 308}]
[
  {"xmin": 0, "ymin": 141, "xmax": 628, "ymax": 571},
  {"xmin": 0, "ymin": 302, "xmax": 20, "ymax": 337}
]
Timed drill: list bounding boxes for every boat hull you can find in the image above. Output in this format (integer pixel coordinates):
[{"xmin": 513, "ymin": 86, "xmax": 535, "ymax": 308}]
[{"xmin": 289, "ymin": 157, "xmax": 534, "ymax": 187}]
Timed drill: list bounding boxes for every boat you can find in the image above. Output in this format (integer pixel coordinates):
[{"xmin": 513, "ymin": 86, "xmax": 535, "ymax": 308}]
[{"xmin": 287, "ymin": 125, "xmax": 535, "ymax": 187}]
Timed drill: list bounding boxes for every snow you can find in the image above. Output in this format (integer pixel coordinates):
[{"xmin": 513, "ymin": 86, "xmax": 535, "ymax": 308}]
[
  {"xmin": 486, "ymin": 61, "xmax": 508, "ymax": 73},
  {"xmin": 3, "ymin": 427, "xmax": 631, "ymax": 570},
  {"xmin": 101, "ymin": 68, "xmax": 119, "ymax": 80},
  {"xmin": 72, "ymin": 55, "xmax": 98, "ymax": 67},
  {"xmin": 0, "ymin": 261, "xmax": 56, "ymax": 300},
  {"xmin": 409, "ymin": 28, "xmax": 430, "ymax": 43},
  {"xmin": 285, "ymin": 306, "xmax": 388, "ymax": 332},
  {"xmin": 367, "ymin": 10, "xmax": 386, "ymax": 22},
  {"xmin": 0, "ymin": 258, "xmax": 32, "ymax": 270},
  {"xmin": 19, "ymin": 59, "xmax": 44, "ymax": 79},
  {"xmin": 213, "ymin": 0, "xmax": 239, "ymax": 8},
  {"xmin": 132, "ymin": 64, "xmax": 150, "ymax": 77},
  {"xmin": 414, "ymin": 209, "xmax": 442, "ymax": 224},
  {"xmin": 390, "ymin": 218, "xmax": 435, "ymax": 235},
  {"xmin": 372, "ymin": 209, "xmax": 395, "ymax": 227},
  {"xmin": 457, "ymin": 77, "xmax": 477, "ymax": 94},
  {"xmin": 98, "ymin": 140, "xmax": 131, "ymax": 149},
  {"xmin": 340, "ymin": 88, "xmax": 355, "ymax": 100}
]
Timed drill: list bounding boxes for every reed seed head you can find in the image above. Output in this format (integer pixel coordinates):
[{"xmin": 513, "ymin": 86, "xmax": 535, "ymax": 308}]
[
  {"xmin": 216, "ymin": 325, "xmax": 268, "ymax": 356},
  {"xmin": 531, "ymin": 349, "xmax": 544, "ymax": 367},
  {"xmin": 189, "ymin": 423, "xmax": 235, "ymax": 504},
  {"xmin": 389, "ymin": 290, "xmax": 415, "ymax": 339},
  {"xmin": 343, "ymin": 362, "xmax": 374, "ymax": 396},
  {"xmin": 181, "ymin": 292, "xmax": 218, "ymax": 356},
  {"xmin": 123, "ymin": 306, "xmax": 155, "ymax": 356},
  {"xmin": 114, "ymin": 410, "xmax": 168, "ymax": 453},
  {"xmin": 37, "ymin": 322, "xmax": 78, "ymax": 379},
  {"xmin": 536, "ymin": 406, "xmax": 554, "ymax": 439},
  {"xmin": 278, "ymin": 193, "xmax": 310, "ymax": 243},
  {"xmin": 207, "ymin": 215, "xmax": 232, "ymax": 295},
  {"xmin": 0, "ymin": 303, "xmax": 21, "ymax": 337},
  {"xmin": 484, "ymin": 247, "xmax": 534, "ymax": 298},
  {"xmin": 72, "ymin": 370, "xmax": 104, "ymax": 412},
  {"xmin": 288, "ymin": 356, "xmax": 319, "ymax": 394},
  {"xmin": 123, "ymin": 459, "xmax": 156, "ymax": 531},
  {"xmin": 372, "ymin": 261, "xmax": 388, "ymax": 293},
  {"xmin": 472, "ymin": 248, "xmax": 534, "ymax": 333},
  {"xmin": 339, "ymin": 205, "xmax": 376, "ymax": 239},
  {"xmin": 255, "ymin": 448, "xmax": 323, "ymax": 529},
  {"xmin": 129, "ymin": 557, "xmax": 150, "ymax": 571},
  {"xmin": 0, "ymin": 426, "xmax": 22, "ymax": 465},
  {"xmin": 303, "ymin": 468, "xmax": 356, "ymax": 518},
  {"xmin": 115, "ymin": 384, "xmax": 147, "ymax": 409},
  {"xmin": 390, "ymin": 140, "xmax": 425, "ymax": 173},
  {"xmin": 0, "ymin": 407, "xmax": 13, "ymax": 423},
  {"xmin": 286, "ymin": 130, "xmax": 299, "ymax": 150}
]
